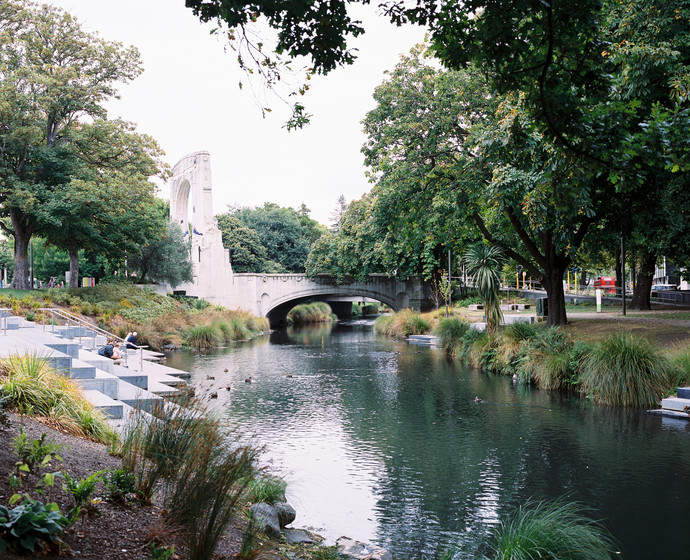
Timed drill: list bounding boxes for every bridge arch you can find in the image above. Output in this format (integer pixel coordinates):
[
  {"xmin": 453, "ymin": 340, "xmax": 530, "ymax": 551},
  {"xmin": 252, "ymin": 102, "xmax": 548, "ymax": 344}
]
[{"xmin": 261, "ymin": 286, "xmax": 405, "ymax": 326}]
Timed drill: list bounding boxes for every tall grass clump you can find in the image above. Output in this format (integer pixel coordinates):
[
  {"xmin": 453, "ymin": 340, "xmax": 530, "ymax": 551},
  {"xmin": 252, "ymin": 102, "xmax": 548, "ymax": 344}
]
[
  {"xmin": 184, "ymin": 324, "xmax": 221, "ymax": 349},
  {"xmin": 0, "ymin": 353, "xmax": 115, "ymax": 443},
  {"xmin": 374, "ymin": 314, "xmax": 394, "ymax": 334},
  {"xmin": 486, "ymin": 322, "xmax": 542, "ymax": 376},
  {"xmin": 122, "ymin": 395, "xmax": 257, "ymax": 560},
  {"xmin": 227, "ymin": 317, "xmax": 251, "ymax": 340},
  {"xmin": 517, "ymin": 328, "xmax": 580, "ymax": 390},
  {"xmin": 247, "ymin": 315, "xmax": 270, "ymax": 332},
  {"xmin": 487, "ymin": 498, "xmax": 617, "ymax": 560},
  {"xmin": 374, "ymin": 309, "xmax": 431, "ymax": 338},
  {"xmin": 244, "ymin": 474, "xmax": 287, "ymax": 505},
  {"xmin": 669, "ymin": 342, "xmax": 690, "ymax": 387},
  {"xmin": 288, "ymin": 302, "xmax": 333, "ymax": 324},
  {"xmin": 434, "ymin": 317, "xmax": 471, "ymax": 355},
  {"xmin": 581, "ymin": 333, "xmax": 671, "ymax": 408}
]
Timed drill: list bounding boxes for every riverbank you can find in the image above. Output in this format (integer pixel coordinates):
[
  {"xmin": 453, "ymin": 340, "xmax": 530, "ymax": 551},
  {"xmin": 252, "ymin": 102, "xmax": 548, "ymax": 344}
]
[
  {"xmin": 378, "ymin": 306, "xmax": 690, "ymax": 408},
  {"xmin": 0, "ymin": 283, "xmax": 270, "ymax": 352},
  {"xmin": 0, "ymin": 411, "xmax": 346, "ymax": 560}
]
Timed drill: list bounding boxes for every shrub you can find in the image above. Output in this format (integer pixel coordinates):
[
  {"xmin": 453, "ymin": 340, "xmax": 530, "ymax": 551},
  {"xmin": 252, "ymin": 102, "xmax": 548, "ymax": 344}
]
[
  {"xmin": 63, "ymin": 470, "xmax": 105, "ymax": 522},
  {"xmin": 0, "ymin": 499, "xmax": 69, "ymax": 554},
  {"xmin": 0, "ymin": 354, "xmax": 116, "ymax": 443},
  {"xmin": 486, "ymin": 498, "xmax": 617, "ymax": 560},
  {"xmin": 11, "ymin": 428, "xmax": 63, "ymax": 472},
  {"xmin": 105, "ymin": 468, "xmax": 138, "ymax": 502},
  {"xmin": 581, "ymin": 333, "xmax": 672, "ymax": 408}
]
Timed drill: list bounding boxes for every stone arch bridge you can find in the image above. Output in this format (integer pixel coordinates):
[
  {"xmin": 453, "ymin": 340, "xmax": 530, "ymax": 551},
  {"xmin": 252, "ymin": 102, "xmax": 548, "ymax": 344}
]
[
  {"xmin": 167, "ymin": 151, "xmax": 433, "ymax": 324},
  {"xmin": 221, "ymin": 273, "xmax": 434, "ymax": 327}
]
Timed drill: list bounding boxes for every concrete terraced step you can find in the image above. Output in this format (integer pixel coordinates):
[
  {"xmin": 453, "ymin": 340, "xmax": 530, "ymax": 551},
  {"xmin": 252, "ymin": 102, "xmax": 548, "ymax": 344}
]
[
  {"xmin": 659, "ymin": 397, "xmax": 690, "ymax": 413},
  {"xmin": 0, "ymin": 318, "xmax": 190, "ymax": 430},
  {"xmin": 82, "ymin": 389, "xmax": 123, "ymax": 420}
]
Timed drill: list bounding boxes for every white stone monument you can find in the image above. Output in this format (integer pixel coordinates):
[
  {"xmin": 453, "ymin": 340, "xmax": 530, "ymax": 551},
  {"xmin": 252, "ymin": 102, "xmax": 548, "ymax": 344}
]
[{"xmin": 169, "ymin": 151, "xmax": 233, "ymax": 303}]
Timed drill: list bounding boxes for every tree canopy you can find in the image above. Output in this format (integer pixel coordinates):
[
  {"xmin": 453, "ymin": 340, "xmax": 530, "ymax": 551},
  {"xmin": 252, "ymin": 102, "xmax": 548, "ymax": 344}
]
[
  {"xmin": 0, "ymin": 0, "xmax": 166, "ymax": 288},
  {"xmin": 217, "ymin": 203, "xmax": 327, "ymax": 273}
]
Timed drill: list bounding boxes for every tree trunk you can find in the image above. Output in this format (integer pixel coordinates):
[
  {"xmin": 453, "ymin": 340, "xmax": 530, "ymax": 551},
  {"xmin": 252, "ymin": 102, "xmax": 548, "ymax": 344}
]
[
  {"xmin": 541, "ymin": 266, "xmax": 568, "ymax": 326},
  {"xmin": 68, "ymin": 239, "xmax": 79, "ymax": 288},
  {"xmin": 9, "ymin": 211, "xmax": 34, "ymax": 290},
  {"xmin": 630, "ymin": 251, "xmax": 656, "ymax": 310}
]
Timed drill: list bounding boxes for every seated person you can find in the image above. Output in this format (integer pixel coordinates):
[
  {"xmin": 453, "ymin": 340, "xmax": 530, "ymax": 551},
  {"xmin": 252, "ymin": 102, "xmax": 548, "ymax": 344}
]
[
  {"xmin": 125, "ymin": 331, "xmax": 138, "ymax": 349},
  {"xmin": 98, "ymin": 340, "xmax": 124, "ymax": 365}
]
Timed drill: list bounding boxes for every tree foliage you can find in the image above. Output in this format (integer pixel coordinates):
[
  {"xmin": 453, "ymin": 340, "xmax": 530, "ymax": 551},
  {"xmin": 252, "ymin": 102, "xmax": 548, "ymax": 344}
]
[
  {"xmin": 218, "ymin": 203, "xmax": 326, "ymax": 273},
  {"xmin": 0, "ymin": 0, "xmax": 166, "ymax": 288},
  {"xmin": 129, "ymin": 223, "xmax": 193, "ymax": 288}
]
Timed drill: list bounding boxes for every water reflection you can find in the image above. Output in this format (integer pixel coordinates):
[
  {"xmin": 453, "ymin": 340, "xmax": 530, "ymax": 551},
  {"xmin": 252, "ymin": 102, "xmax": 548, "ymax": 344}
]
[{"xmin": 165, "ymin": 322, "xmax": 690, "ymax": 559}]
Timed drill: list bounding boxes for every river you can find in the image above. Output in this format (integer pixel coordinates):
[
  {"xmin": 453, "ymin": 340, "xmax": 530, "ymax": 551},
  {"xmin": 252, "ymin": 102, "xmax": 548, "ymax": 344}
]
[{"xmin": 165, "ymin": 319, "xmax": 690, "ymax": 559}]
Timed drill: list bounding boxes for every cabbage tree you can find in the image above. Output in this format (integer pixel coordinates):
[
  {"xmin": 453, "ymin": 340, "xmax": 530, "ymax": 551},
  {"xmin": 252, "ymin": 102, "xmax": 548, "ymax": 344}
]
[{"xmin": 464, "ymin": 244, "xmax": 504, "ymax": 334}]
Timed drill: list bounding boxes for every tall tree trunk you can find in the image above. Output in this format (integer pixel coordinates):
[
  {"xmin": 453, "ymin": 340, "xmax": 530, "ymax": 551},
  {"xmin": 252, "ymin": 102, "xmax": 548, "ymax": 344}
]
[
  {"xmin": 541, "ymin": 265, "xmax": 568, "ymax": 326},
  {"xmin": 9, "ymin": 210, "xmax": 34, "ymax": 290},
  {"xmin": 68, "ymin": 239, "xmax": 79, "ymax": 288},
  {"xmin": 630, "ymin": 251, "xmax": 656, "ymax": 310}
]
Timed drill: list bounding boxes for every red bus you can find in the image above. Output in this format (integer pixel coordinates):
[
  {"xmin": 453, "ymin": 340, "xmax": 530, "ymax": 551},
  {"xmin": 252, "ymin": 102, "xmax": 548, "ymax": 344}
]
[{"xmin": 593, "ymin": 276, "xmax": 616, "ymax": 294}]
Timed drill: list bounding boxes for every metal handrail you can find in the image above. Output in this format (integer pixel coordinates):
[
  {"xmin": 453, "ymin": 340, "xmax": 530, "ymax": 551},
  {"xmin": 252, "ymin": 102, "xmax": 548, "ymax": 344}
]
[
  {"xmin": 0, "ymin": 307, "xmax": 10, "ymax": 336},
  {"xmin": 38, "ymin": 307, "xmax": 148, "ymax": 371}
]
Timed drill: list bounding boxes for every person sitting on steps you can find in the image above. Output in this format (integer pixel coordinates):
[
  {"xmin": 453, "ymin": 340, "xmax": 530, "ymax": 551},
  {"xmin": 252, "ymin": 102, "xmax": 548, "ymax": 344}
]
[
  {"xmin": 125, "ymin": 331, "xmax": 138, "ymax": 349},
  {"xmin": 98, "ymin": 340, "xmax": 124, "ymax": 365}
]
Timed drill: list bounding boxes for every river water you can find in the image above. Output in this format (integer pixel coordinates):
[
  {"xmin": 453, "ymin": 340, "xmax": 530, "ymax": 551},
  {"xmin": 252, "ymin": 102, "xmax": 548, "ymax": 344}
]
[{"xmin": 165, "ymin": 320, "xmax": 690, "ymax": 559}]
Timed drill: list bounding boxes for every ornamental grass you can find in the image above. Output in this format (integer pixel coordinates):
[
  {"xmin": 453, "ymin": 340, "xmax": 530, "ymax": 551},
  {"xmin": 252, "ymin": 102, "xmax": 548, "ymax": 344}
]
[
  {"xmin": 0, "ymin": 353, "xmax": 115, "ymax": 443},
  {"xmin": 433, "ymin": 317, "xmax": 471, "ymax": 355},
  {"xmin": 288, "ymin": 302, "xmax": 333, "ymax": 324},
  {"xmin": 373, "ymin": 309, "xmax": 431, "ymax": 338},
  {"xmin": 580, "ymin": 333, "xmax": 672, "ymax": 408},
  {"xmin": 184, "ymin": 324, "xmax": 221, "ymax": 349},
  {"xmin": 122, "ymin": 393, "xmax": 257, "ymax": 560},
  {"xmin": 487, "ymin": 498, "xmax": 617, "ymax": 560}
]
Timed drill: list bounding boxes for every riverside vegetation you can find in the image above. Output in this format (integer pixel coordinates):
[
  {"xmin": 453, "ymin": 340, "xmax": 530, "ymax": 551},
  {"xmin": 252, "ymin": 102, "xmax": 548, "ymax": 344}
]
[
  {"xmin": 376, "ymin": 305, "xmax": 690, "ymax": 408},
  {"xmin": 0, "ymin": 282, "xmax": 270, "ymax": 351}
]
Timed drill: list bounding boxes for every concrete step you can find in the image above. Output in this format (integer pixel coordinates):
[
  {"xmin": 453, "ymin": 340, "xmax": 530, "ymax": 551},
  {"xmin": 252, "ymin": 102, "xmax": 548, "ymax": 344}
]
[
  {"xmin": 82, "ymin": 389, "xmax": 123, "ymax": 420},
  {"xmin": 503, "ymin": 315, "xmax": 536, "ymax": 325},
  {"xmin": 660, "ymin": 397, "xmax": 690, "ymax": 413},
  {"xmin": 45, "ymin": 342, "xmax": 81, "ymax": 359},
  {"xmin": 408, "ymin": 335, "xmax": 439, "ymax": 346},
  {"xmin": 76, "ymin": 370, "xmax": 119, "ymax": 400},
  {"xmin": 45, "ymin": 352, "xmax": 72, "ymax": 373}
]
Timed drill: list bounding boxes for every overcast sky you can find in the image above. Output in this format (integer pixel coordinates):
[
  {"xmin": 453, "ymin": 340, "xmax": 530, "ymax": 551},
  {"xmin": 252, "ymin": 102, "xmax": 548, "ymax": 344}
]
[{"xmin": 46, "ymin": 1, "xmax": 425, "ymax": 226}]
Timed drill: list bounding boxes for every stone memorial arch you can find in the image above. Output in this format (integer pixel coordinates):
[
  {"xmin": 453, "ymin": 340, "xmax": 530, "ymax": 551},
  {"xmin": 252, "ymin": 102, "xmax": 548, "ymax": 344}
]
[{"xmin": 169, "ymin": 151, "xmax": 233, "ymax": 303}]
